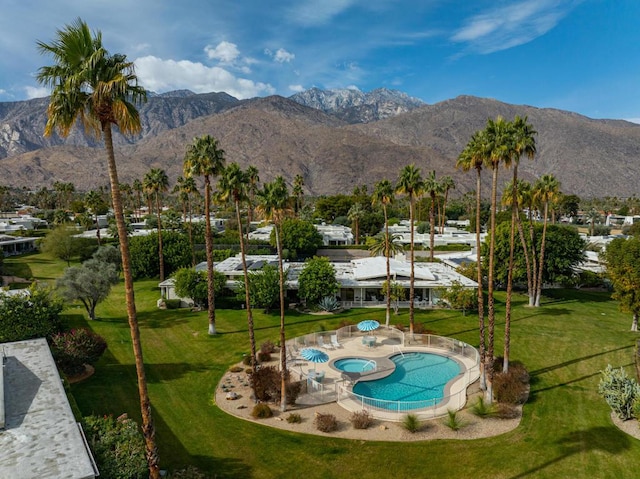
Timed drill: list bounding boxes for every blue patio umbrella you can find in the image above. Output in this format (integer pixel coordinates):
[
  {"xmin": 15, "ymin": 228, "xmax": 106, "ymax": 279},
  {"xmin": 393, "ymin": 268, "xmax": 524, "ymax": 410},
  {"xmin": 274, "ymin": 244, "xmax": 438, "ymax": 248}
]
[
  {"xmin": 300, "ymin": 348, "xmax": 329, "ymax": 372},
  {"xmin": 357, "ymin": 319, "xmax": 380, "ymax": 332}
]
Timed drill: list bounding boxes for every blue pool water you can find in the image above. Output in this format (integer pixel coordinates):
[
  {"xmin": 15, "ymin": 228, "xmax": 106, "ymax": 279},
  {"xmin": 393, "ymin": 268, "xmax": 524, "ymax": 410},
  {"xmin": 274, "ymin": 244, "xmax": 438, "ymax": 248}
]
[
  {"xmin": 353, "ymin": 352, "xmax": 460, "ymax": 409},
  {"xmin": 334, "ymin": 357, "xmax": 377, "ymax": 373}
]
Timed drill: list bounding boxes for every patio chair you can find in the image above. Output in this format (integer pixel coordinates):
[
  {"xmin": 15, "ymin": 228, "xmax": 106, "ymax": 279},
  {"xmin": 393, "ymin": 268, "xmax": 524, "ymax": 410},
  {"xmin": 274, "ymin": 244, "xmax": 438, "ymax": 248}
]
[
  {"xmin": 318, "ymin": 336, "xmax": 334, "ymax": 350},
  {"xmin": 330, "ymin": 334, "xmax": 341, "ymax": 348}
]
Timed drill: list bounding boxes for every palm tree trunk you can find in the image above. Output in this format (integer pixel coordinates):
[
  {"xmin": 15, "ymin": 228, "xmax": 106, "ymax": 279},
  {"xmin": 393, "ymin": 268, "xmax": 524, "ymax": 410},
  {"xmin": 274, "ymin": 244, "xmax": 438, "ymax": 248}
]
[
  {"xmin": 186, "ymin": 196, "xmax": 195, "ymax": 266},
  {"xmin": 535, "ymin": 202, "xmax": 550, "ymax": 307},
  {"xmin": 237, "ymin": 200, "xmax": 258, "ymax": 397},
  {"xmin": 204, "ymin": 178, "xmax": 217, "ymax": 335},
  {"xmin": 103, "ymin": 124, "xmax": 160, "ymax": 479},
  {"xmin": 384, "ymin": 205, "xmax": 391, "ymax": 328},
  {"xmin": 429, "ymin": 195, "xmax": 436, "ymax": 261},
  {"xmin": 528, "ymin": 211, "xmax": 538, "ymax": 307},
  {"xmin": 409, "ymin": 196, "xmax": 415, "ymax": 336},
  {"xmin": 486, "ymin": 165, "xmax": 499, "ymax": 404},
  {"xmin": 632, "ymin": 312, "xmax": 638, "ymax": 332},
  {"xmin": 95, "ymin": 213, "xmax": 101, "ymax": 246},
  {"xmin": 503, "ymin": 168, "xmax": 518, "ymax": 373},
  {"xmin": 155, "ymin": 193, "xmax": 165, "ymax": 281},
  {"xmin": 516, "ymin": 214, "xmax": 533, "ymax": 305},
  {"xmin": 276, "ymin": 225, "xmax": 288, "ymax": 411},
  {"xmin": 475, "ymin": 168, "xmax": 486, "ymax": 391}
]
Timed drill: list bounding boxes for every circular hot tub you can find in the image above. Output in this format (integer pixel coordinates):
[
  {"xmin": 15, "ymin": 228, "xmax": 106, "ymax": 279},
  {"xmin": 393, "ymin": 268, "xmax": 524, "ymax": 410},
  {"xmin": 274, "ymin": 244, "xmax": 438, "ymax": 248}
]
[{"xmin": 333, "ymin": 357, "xmax": 377, "ymax": 373}]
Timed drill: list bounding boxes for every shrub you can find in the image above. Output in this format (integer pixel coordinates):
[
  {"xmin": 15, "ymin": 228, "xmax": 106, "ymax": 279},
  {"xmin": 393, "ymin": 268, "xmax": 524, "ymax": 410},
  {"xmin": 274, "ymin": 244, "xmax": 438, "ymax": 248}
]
[
  {"xmin": 229, "ymin": 366, "xmax": 244, "ymax": 373},
  {"xmin": 318, "ymin": 296, "xmax": 340, "ymax": 312},
  {"xmin": 598, "ymin": 364, "xmax": 640, "ymax": 420},
  {"xmin": 350, "ymin": 410, "xmax": 373, "ymax": 429},
  {"xmin": 495, "ymin": 403, "xmax": 520, "ymax": 419},
  {"xmin": 257, "ymin": 351, "xmax": 272, "ymax": 362},
  {"xmin": 164, "ymin": 299, "xmax": 181, "ymax": 309},
  {"xmin": 50, "ymin": 328, "xmax": 107, "ymax": 376},
  {"xmin": 0, "ymin": 286, "xmax": 63, "ymax": 342},
  {"xmin": 493, "ymin": 362, "xmax": 530, "ymax": 405},
  {"xmin": 443, "ymin": 409, "xmax": 465, "ymax": 431},
  {"xmin": 285, "ymin": 380, "xmax": 303, "ymax": 405},
  {"xmin": 471, "ymin": 397, "xmax": 496, "ymax": 418},
  {"xmin": 402, "ymin": 414, "xmax": 421, "ymax": 433},
  {"xmin": 286, "ymin": 413, "xmax": 302, "ymax": 424},
  {"xmin": 242, "ymin": 354, "xmax": 253, "ymax": 366},
  {"xmin": 251, "ymin": 403, "xmax": 273, "ymax": 419},
  {"xmin": 314, "ymin": 413, "xmax": 338, "ymax": 432},
  {"xmin": 260, "ymin": 340, "xmax": 276, "ymax": 354},
  {"xmin": 82, "ymin": 414, "xmax": 148, "ymax": 479},
  {"xmin": 249, "ymin": 366, "xmax": 300, "ymax": 404}
]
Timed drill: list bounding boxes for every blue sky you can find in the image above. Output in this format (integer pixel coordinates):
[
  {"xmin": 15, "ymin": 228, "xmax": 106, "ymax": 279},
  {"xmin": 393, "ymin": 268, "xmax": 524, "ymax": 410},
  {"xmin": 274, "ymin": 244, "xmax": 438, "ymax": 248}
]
[{"xmin": 1, "ymin": 0, "xmax": 639, "ymax": 121}]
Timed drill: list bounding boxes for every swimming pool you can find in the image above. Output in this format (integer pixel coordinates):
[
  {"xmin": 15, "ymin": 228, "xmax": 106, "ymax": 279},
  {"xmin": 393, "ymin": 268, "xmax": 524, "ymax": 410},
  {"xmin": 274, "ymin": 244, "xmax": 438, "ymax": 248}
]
[
  {"xmin": 352, "ymin": 352, "xmax": 461, "ymax": 410},
  {"xmin": 333, "ymin": 357, "xmax": 377, "ymax": 373}
]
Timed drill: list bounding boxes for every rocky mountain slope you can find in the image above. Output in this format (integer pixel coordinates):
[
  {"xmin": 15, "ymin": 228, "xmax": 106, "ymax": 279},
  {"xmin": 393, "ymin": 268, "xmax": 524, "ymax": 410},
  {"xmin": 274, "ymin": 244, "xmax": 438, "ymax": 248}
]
[{"xmin": 0, "ymin": 89, "xmax": 638, "ymax": 198}]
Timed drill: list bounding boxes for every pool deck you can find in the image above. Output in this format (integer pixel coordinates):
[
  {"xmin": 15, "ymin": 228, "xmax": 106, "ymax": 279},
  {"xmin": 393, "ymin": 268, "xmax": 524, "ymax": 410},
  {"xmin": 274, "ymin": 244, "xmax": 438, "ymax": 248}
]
[{"xmin": 286, "ymin": 331, "xmax": 479, "ymax": 420}]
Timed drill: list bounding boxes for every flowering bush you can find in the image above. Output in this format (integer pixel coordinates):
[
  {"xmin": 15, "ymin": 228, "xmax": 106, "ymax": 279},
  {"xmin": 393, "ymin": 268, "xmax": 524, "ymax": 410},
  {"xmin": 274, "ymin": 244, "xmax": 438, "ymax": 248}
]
[{"xmin": 50, "ymin": 328, "xmax": 107, "ymax": 376}]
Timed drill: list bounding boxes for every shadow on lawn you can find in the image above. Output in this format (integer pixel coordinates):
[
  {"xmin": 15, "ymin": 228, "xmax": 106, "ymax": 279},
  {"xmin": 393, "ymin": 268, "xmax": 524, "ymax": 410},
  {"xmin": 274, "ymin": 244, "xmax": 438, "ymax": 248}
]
[
  {"xmin": 508, "ymin": 425, "xmax": 631, "ymax": 478},
  {"xmin": 530, "ymin": 343, "xmax": 634, "ymax": 377}
]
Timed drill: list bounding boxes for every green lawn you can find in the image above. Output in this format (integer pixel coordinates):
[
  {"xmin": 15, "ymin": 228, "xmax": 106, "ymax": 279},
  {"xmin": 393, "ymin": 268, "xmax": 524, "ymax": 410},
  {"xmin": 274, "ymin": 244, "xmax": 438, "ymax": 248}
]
[{"xmin": 6, "ymin": 253, "xmax": 640, "ymax": 478}]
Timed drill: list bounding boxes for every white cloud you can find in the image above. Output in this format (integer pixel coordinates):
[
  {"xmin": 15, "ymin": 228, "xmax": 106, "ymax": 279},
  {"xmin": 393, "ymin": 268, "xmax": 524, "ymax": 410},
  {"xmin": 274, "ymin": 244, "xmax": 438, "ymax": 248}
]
[
  {"xmin": 452, "ymin": 0, "xmax": 574, "ymax": 54},
  {"xmin": 288, "ymin": 0, "xmax": 358, "ymax": 26},
  {"xmin": 24, "ymin": 86, "xmax": 49, "ymax": 99},
  {"xmin": 134, "ymin": 55, "xmax": 275, "ymax": 99},
  {"xmin": 288, "ymin": 84, "xmax": 305, "ymax": 92},
  {"xmin": 205, "ymin": 41, "xmax": 241, "ymax": 63},
  {"xmin": 274, "ymin": 48, "xmax": 295, "ymax": 63}
]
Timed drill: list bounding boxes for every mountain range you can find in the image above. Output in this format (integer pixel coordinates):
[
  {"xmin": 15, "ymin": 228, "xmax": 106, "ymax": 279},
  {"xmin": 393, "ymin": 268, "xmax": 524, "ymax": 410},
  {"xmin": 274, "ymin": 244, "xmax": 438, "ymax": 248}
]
[{"xmin": 0, "ymin": 88, "xmax": 639, "ymax": 198}]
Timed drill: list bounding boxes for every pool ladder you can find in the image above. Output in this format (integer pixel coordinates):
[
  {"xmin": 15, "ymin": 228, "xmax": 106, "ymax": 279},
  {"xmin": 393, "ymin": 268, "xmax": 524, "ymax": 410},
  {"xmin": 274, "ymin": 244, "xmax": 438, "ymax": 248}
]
[
  {"xmin": 363, "ymin": 359, "xmax": 377, "ymax": 371},
  {"xmin": 392, "ymin": 345, "xmax": 405, "ymax": 358}
]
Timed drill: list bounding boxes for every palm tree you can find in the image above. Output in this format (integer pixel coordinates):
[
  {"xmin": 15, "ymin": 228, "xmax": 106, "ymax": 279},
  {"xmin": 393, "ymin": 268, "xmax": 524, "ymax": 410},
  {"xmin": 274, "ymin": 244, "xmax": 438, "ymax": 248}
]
[
  {"xmin": 143, "ymin": 168, "xmax": 169, "ymax": 281},
  {"xmin": 132, "ymin": 178, "xmax": 143, "ymax": 221},
  {"xmin": 424, "ymin": 170, "xmax": 440, "ymax": 261},
  {"xmin": 502, "ymin": 116, "xmax": 536, "ymax": 372},
  {"xmin": 85, "ymin": 190, "xmax": 104, "ymax": 246},
  {"xmin": 371, "ymin": 179, "xmax": 395, "ymax": 327},
  {"xmin": 36, "ymin": 19, "xmax": 159, "ymax": 477},
  {"xmin": 293, "ymin": 174, "xmax": 304, "ymax": 216},
  {"xmin": 456, "ymin": 129, "xmax": 490, "ymax": 391},
  {"xmin": 174, "ymin": 175, "xmax": 199, "ymax": 266},
  {"xmin": 439, "ymin": 175, "xmax": 455, "ymax": 233},
  {"xmin": 245, "ymin": 165, "xmax": 260, "ymax": 228},
  {"xmin": 218, "ymin": 163, "xmax": 259, "ymax": 393},
  {"xmin": 184, "ymin": 135, "xmax": 226, "ymax": 335},
  {"xmin": 396, "ymin": 164, "xmax": 424, "ymax": 336},
  {"xmin": 533, "ymin": 174, "xmax": 560, "ymax": 307},
  {"xmin": 347, "ymin": 202, "xmax": 365, "ymax": 245},
  {"xmin": 256, "ymin": 176, "xmax": 290, "ymax": 411}
]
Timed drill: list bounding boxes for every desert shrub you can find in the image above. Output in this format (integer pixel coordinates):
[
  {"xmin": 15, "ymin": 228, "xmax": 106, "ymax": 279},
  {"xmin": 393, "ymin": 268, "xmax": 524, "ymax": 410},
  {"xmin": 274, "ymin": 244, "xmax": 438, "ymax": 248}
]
[
  {"xmin": 249, "ymin": 366, "xmax": 299, "ymax": 404},
  {"xmin": 443, "ymin": 409, "xmax": 465, "ymax": 431},
  {"xmin": 350, "ymin": 410, "xmax": 373, "ymax": 429},
  {"xmin": 402, "ymin": 414, "xmax": 421, "ymax": 433},
  {"xmin": 164, "ymin": 299, "xmax": 181, "ymax": 309},
  {"xmin": 471, "ymin": 397, "xmax": 496, "ymax": 418},
  {"xmin": 318, "ymin": 296, "xmax": 340, "ymax": 312},
  {"xmin": 598, "ymin": 364, "xmax": 640, "ymax": 420},
  {"xmin": 495, "ymin": 403, "xmax": 519, "ymax": 419},
  {"xmin": 82, "ymin": 414, "xmax": 147, "ymax": 479},
  {"xmin": 50, "ymin": 328, "xmax": 107, "ymax": 376},
  {"xmin": 285, "ymin": 380, "xmax": 303, "ymax": 405},
  {"xmin": 228, "ymin": 366, "xmax": 244, "ymax": 373},
  {"xmin": 493, "ymin": 362, "xmax": 530, "ymax": 405},
  {"xmin": 251, "ymin": 403, "xmax": 273, "ymax": 419},
  {"xmin": 314, "ymin": 413, "xmax": 338, "ymax": 432},
  {"xmin": 260, "ymin": 340, "xmax": 276, "ymax": 354},
  {"xmin": 168, "ymin": 466, "xmax": 209, "ymax": 479},
  {"xmin": 257, "ymin": 351, "xmax": 272, "ymax": 362},
  {"xmin": 286, "ymin": 413, "xmax": 302, "ymax": 424},
  {"xmin": 242, "ymin": 354, "xmax": 253, "ymax": 366}
]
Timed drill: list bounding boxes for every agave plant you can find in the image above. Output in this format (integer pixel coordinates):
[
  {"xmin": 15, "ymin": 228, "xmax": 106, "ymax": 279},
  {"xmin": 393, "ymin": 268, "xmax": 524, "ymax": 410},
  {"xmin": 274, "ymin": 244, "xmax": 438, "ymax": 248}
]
[{"xmin": 318, "ymin": 296, "xmax": 340, "ymax": 312}]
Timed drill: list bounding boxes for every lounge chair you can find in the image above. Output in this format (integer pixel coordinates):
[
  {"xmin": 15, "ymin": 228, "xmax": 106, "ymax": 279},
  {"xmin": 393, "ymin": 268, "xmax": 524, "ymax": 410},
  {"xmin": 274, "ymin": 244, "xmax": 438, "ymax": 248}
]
[
  {"xmin": 330, "ymin": 334, "xmax": 341, "ymax": 348},
  {"xmin": 318, "ymin": 336, "xmax": 334, "ymax": 350}
]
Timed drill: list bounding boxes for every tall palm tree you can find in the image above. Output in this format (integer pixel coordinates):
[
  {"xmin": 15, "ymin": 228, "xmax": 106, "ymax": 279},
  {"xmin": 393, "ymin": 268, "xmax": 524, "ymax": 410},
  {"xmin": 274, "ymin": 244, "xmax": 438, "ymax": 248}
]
[
  {"xmin": 293, "ymin": 174, "xmax": 304, "ymax": 216},
  {"xmin": 218, "ymin": 163, "xmax": 259, "ymax": 393},
  {"xmin": 85, "ymin": 189, "xmax": 104, "ymax": 246},
  {"xmin": 502, "ymin": 116, "xmax": 536, "ymax": 372},
  {"xmin": 439, "ymin": 175, "xmax": 455, "ymax": 233},
  {"xmin": 372, "ymin": 179, "xmax": 395, "ymax": 328},
  {"xmin": 347, "ymin": 202, "xmax": 365, "ymax": 245},
  {"xmin": 256, "ymin": 176, "xmax": 290, "ymax": 411},
  {"xmin": 132, "ymin": 178, "xmax": 143, "ymax": 221},
  {"xmin": 36, "ymin": 19, "xmax": 160, "ymax": 477},
  {"xmin": 424, "ymin": 170, "xmax": 440, "ymax": 261},
  {"xmin": 245, "ymin": 165, "xmax": 260, "ymax": 228},
  {"xmin": 483, "ymin": 116, "xmax": 512, "ymax": 403},
  {"xmin": 174, "ymin": 175, "xmax": 199, "ymax": 266},
  {"xmin": 396, "ymin": 164, "xmax": 424, "ymax": 336},
  {"xmin": 456, "ymin": 129, "xmax": 490, "ymax": 391},
  {"xmin": 184, "ymin": 135, "xmax": 226, "ymax": 335},
  {"xmin": 533, "ymin": 174, "xmax": 560, "ymax": 307},
  {"xmin": 143, "ymin": 168, "xmax": 169, "ymax": 281}
]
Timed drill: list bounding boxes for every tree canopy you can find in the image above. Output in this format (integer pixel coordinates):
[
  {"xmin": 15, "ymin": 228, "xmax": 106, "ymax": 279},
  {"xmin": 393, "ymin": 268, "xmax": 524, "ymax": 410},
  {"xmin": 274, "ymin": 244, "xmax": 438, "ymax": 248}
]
[
  {"xmin": 603, "ymin": 236, "xmax": 640, "ymax": 331},
  {"xmin": 298, "ymin": 256, "xmax": 339, "ymax": 306},
  {"xmin": 173, "ymin": 268, "xmax": 226, "ymax": 309},
  {"xmin": 0, "ymin": 286, "xmax": 63, "ymax": 342},
  {"xmin": 277, "ymin": 218, "xmax": 323, "ymax": 259}
]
